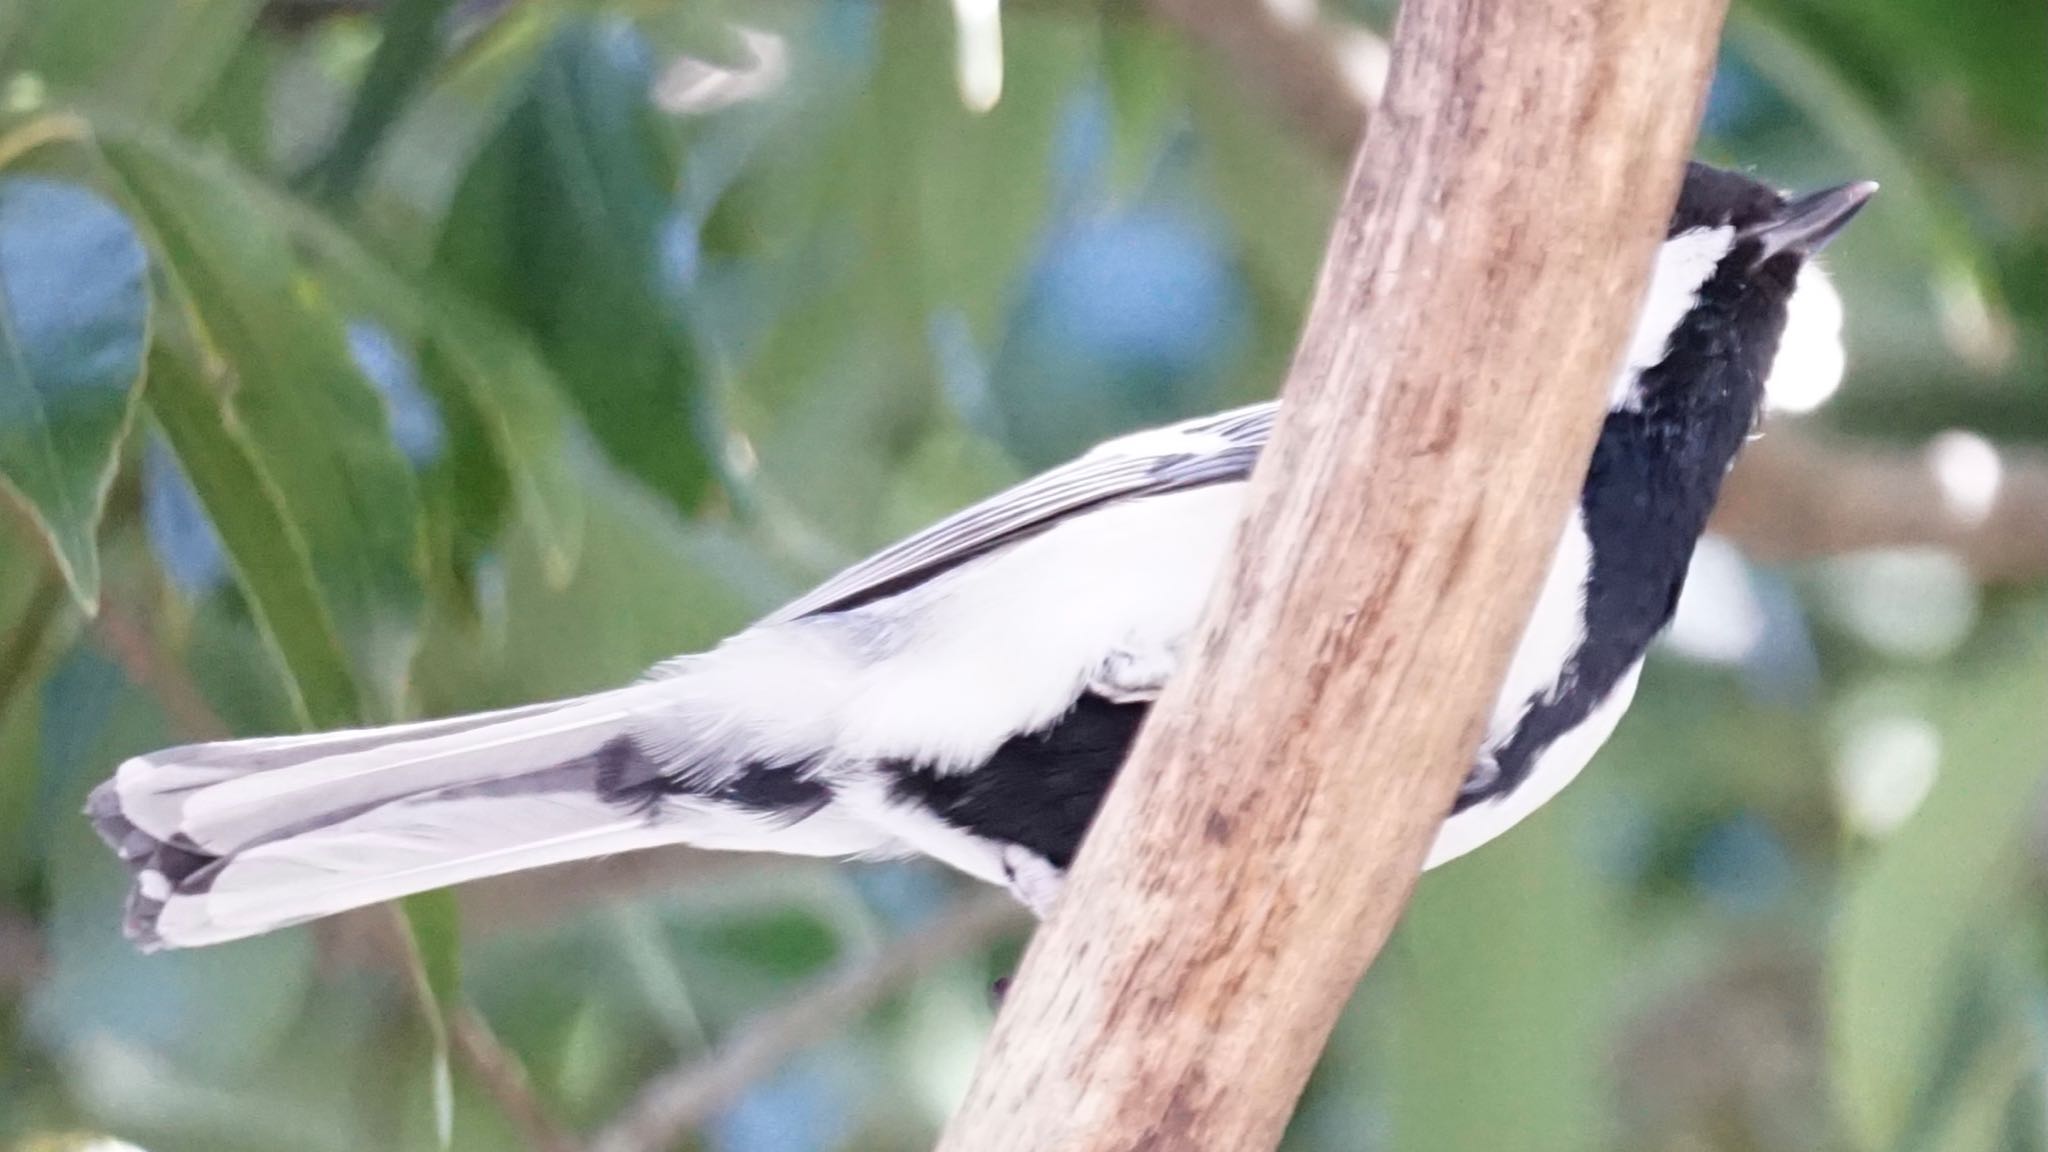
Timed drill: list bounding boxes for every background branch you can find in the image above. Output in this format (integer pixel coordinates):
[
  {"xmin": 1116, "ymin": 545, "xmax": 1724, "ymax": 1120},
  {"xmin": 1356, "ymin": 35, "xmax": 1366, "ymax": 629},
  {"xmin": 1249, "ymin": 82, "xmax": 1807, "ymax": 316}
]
[
  {"xmin": 589, "ymin": 891, "xmax": 1026, "ymax": 1152},
  {"xmin": 452, "ymin": 1005, "xmax": 586, "ymax": 1152},
  {"xmin": 0, "ymin": 907, "xmax": 42, "ymax": 995},
  {"xmin": 1710, "ymin": 428, "xmax": 2048, "ymax": 582}
]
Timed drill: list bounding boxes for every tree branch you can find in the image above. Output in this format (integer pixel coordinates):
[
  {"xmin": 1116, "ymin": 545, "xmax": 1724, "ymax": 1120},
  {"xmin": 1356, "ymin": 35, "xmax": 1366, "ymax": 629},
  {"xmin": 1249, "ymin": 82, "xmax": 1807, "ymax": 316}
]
[
  {"xmin": 452, "ymin": 1005, "xmax": 587, "ymax": 1152},
  {"xmin": 1710, "ymin": 428, "xmax": 2048, "ymax": 583},
  {"xmin": 933, "ymin": 0, "xmax": 1728, "ymax": 1147},
  {"xmin": 588, "ymin": 891, "xmax": 1026, "ymax": 1152},
  {"xmin": 93, "ymin": 600, "xmax": 230, "ymax": 742},
  {"xmin": 0, "ymin": 906, "xmax": 42, "ymax": 995}
]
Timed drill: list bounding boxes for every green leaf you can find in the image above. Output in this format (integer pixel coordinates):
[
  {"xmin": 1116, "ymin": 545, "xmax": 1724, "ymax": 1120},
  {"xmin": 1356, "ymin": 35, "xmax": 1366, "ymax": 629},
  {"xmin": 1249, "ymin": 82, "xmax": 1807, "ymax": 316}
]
[
  {"xmin": 310, "ymin": 0, "xmax": 460, "ymax": 205},
  {"xmin": 1101, "ymin": 24, "xmax": 1188, "ymax": 202},
  {"xmin": 144, "ymin": 332, "xmax": 361, "ymax": 730},
  {"xmin": 218, "ymin": 147, "xmax": 590, "ymax": 585},
  {"xmin": 419, "ymin": 293, "xmax": 586, "ymax": 585},
  {"xmin": 107, "ymin": 117, "xmax": 588, "ymax": 595},
  {"xmin": 0, "ymin": 713, "xmax": 36, "ymax": 915},
  {"xmin": 1829, "ymin": 637, "xmax": 2048, "ymax": 1152},
  {"xmin": 1723, "ymin": 7, "xmax": 2009, "ymax": 346},
  {"xmin": 877, "ymin": 5, "xmax": 1095, "ymax": 344},
  {"xmin": 351, "ymin": 3, "xmax": 570, "ymax": 269},
  {"xmin": 0, "ymin": 176, "xmax": 149, "ymax": 609},
  {"xmin": 98, "ymin": 130, "xmax": 423, "ymax": 717},
  {"xmin": 710, "ymin": 4, "xmax": 1097, "ymax": 549},
  {"xmin": 15, "ymin": 0, "xmax": 263, "ymax": 125},
  {"xmin": 435, "ymin": 18, "xmax": 721, "ymax": 516},
  {"xmin": 400, "ymin": 890, "xmax": 463, "ymax": 1150},
  {"xmin": 1388, "ymin": 801, "xmax": 1614, "ymax": 1152}
]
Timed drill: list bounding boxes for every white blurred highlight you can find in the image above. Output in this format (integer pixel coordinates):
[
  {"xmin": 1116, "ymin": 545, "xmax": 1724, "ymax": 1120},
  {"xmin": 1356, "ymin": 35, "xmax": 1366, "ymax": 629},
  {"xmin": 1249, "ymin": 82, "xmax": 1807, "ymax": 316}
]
[
  {"xmin": 1334, "ymin": 27, "xmax": 1391, "ymax": 106},
  {"xmin": 951, "ymin": 0, "xmax": 1004, "ymax": 113},
  {"xmin": 654, "ymin": 28, "xmax": 788, "ymax": 115},
  {"xmin": 1821, "ymin": 549, "xmax": 1979, "ymax": 660},
  {"xmin": 1764, "ymin": 263, "xmax": 1847, "ymax": 415},
  {"xmin": 728, "ymin": 431, "xmax": 760, "ymax": 479},
  {"xmin": 1262, "ymin": 0, "xmax": 1317, "ymax": 30},
  {"xmin": 1924, "ymin": 429, "xmax": 2003, "ymax": 526},
  {"xmin": 1833, "ymin": 714, "xmax": 1940, "ymax": 838},
  {"xmin": 1664, "ymin": 535, "xmax": 1767, "ymax": 665}
]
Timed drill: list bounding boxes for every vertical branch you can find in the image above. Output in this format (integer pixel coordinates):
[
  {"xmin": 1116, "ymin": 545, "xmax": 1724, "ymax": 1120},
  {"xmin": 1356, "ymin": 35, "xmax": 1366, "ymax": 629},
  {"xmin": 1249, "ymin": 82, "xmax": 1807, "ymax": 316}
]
[{"xmin": 934, "ymin": 0, "xmax": 1730, "ymax": 1148}]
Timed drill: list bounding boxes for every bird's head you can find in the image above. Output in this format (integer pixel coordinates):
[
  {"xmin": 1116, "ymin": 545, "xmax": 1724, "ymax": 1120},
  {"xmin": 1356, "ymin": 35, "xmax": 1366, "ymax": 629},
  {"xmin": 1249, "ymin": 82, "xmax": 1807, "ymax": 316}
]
[{"xmin": 1618, "ymin": 163, "xmax": 1877, "ymax": 442}]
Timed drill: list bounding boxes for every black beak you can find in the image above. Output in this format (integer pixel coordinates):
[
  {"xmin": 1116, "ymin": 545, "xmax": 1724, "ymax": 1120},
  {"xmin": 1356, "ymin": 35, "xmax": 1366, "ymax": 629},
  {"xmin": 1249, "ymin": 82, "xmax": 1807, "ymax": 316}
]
[{"xmin": 1740, "ymin": 180, "xmax": 1879, "ymax": 267}]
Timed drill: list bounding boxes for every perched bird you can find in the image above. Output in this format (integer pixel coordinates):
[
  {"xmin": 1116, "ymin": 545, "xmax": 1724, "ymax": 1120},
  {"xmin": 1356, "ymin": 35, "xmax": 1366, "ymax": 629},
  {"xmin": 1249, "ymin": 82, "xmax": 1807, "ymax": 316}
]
[{"xmin": 89, "ymin": 163, "xmax": 1873, "ymax": 951}]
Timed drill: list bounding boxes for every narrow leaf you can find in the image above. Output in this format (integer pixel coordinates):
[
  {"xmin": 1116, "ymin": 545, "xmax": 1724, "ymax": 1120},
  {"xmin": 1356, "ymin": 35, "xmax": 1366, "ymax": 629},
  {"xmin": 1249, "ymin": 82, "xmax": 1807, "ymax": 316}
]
[
  {"xmin": 144, "ymin": 335, "xmax": 361, "ymax": 730},
  {"xmin": 311, "ymin": 0, "xmax": 460, "ymax": 204},
  {"xmin": 99, "ymin": 131, "xmax": 423, "ymax": 711},
  {"xmin": 190, "ymin": 156, "xmax": 584, "ymax": 580},
  {"xmin": 16, "ymin": 0, "xmax": 264, "ymax": 124},
  {"xmin": 400, "ymin": 890, "xmax": 464, "ymax": 1149},
  {"xmin": 420, "ymin": 293, "xmax": 587, "ymax": 584},
  {"xmin": 0, "ymin": 176, "xmax": 149, "ymax": 610}
]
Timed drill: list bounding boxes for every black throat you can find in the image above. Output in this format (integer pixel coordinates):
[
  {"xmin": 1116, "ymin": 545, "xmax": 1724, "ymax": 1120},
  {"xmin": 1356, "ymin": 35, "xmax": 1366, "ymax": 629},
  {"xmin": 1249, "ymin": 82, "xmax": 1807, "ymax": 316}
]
[{"xmin": 1458, "ymin": 246, "xmax": 1792, "ymax": 810}]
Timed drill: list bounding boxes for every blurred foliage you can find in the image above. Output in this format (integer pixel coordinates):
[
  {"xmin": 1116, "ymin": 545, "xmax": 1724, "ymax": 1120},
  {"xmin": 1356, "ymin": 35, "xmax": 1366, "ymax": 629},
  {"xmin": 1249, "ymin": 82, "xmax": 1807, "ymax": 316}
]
[{"xmin": 0, "ymin": 0, "xmax": 2042, "ymax": 1150}]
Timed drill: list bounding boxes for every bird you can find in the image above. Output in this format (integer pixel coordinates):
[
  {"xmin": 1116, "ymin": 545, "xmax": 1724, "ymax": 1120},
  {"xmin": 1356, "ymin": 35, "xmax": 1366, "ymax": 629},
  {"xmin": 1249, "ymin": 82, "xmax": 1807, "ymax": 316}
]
[{"xmin": 87, "ymin": 162, "xmax": 1874, "ymax": 952}]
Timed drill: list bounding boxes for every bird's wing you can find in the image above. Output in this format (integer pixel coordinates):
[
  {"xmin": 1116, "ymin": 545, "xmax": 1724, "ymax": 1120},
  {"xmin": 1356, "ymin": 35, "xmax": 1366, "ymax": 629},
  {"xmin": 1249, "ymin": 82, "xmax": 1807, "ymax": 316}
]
[{"xmin": 765, "ymin": 402, "xmax": 1278, "ymax": 623}]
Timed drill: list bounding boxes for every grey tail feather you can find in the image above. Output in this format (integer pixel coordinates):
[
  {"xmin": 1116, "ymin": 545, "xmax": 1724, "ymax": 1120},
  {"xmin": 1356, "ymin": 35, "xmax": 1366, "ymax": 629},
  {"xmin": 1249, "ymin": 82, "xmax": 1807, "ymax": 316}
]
[
  {"xmin": 84, "ymin": 687, "xmax": 876, "ymax": 951},
  {"xmin": 83, "ymin": 690, "xmax": 661, "ymax": 951}
]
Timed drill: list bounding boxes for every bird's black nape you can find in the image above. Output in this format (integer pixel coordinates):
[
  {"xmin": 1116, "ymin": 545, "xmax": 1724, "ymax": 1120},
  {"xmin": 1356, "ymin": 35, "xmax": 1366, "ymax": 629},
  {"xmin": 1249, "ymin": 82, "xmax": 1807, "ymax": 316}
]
[{"xmin": 1671, "ymin": 162, "xmax": 1790, "ymax": 237}]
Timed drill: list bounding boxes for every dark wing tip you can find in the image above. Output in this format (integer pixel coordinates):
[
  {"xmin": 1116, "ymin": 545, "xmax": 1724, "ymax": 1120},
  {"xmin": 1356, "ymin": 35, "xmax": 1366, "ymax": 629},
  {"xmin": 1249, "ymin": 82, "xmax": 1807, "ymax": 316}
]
[
  {"xmin": 85, "ymin": 779, "xmax": 140, "ymax": 854},
  {"xmin": 82, "ymin": 779, "xmax": 187, "ymax": 952}
]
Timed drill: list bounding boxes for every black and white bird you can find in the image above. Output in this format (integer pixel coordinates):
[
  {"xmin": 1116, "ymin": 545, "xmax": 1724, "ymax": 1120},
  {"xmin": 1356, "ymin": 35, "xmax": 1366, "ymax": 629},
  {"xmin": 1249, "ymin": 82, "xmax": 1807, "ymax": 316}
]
[{"xmin": 88, "ymin": 163, "xmax": 1873, "ymax": 951}]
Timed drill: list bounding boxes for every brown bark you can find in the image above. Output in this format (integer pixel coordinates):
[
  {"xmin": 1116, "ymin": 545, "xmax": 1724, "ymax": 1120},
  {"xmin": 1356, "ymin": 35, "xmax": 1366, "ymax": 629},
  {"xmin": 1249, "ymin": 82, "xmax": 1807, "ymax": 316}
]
[{"xmin": 931, "ymin": 0, "xmax": 1730, "ymax": 1148}]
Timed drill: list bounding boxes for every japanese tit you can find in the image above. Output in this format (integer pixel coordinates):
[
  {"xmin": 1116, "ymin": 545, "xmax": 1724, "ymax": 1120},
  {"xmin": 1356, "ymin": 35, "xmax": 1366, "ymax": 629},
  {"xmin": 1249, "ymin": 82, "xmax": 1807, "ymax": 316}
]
[{"xmin": 89, "ymin": 162, "xmax": 1873, "ymax": 950}]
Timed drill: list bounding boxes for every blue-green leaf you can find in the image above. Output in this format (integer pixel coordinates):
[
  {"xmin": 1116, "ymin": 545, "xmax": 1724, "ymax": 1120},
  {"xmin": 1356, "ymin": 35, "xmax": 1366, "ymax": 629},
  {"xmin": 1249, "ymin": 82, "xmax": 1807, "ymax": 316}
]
[{"xmin": 0, "ymin": 176, "xmax": 149, "ymax": 610}]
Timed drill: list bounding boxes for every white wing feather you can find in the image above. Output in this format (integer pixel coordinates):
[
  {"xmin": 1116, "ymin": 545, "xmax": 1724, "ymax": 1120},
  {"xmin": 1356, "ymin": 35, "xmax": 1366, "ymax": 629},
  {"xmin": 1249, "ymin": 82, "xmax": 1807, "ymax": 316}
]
[{"xmin": 766, "ymin": 402, "xmax": 1275, "ymax": 623}]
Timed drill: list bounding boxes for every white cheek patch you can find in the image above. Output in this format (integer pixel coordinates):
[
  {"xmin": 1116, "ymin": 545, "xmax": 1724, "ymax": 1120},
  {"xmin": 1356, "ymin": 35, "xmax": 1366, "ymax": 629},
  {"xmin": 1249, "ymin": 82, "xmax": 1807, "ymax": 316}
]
[
  {"xmin": 1612, "ymin": 225, "xmax": 1735, "ymax": 410},
  {"xmin": 1762, "ymin": 262, "xmax": 1846, "ymax": 414}
]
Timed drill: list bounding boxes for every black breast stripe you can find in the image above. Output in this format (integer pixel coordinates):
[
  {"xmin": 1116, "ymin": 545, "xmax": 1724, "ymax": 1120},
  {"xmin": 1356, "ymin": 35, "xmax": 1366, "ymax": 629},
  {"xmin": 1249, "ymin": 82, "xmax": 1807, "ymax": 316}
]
[{"xmin": 887, "ymin": 694, "xmax": 1147, "ymax": 870}]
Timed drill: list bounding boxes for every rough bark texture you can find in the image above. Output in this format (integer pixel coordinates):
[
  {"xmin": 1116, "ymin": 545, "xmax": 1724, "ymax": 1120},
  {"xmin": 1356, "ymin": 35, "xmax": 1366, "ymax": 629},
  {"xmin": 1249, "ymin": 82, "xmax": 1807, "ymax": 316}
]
[{"xmin": 931, "ymin": 0, "xmax": 1731, "ymax": 1148}]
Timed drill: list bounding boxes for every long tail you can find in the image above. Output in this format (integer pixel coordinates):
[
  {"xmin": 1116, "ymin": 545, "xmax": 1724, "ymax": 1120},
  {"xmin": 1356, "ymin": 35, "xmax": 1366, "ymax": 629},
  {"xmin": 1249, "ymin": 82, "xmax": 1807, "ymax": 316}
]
[{"xmin": 86, "ymin": 681, "xmax": 879, "ymax": 951}]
